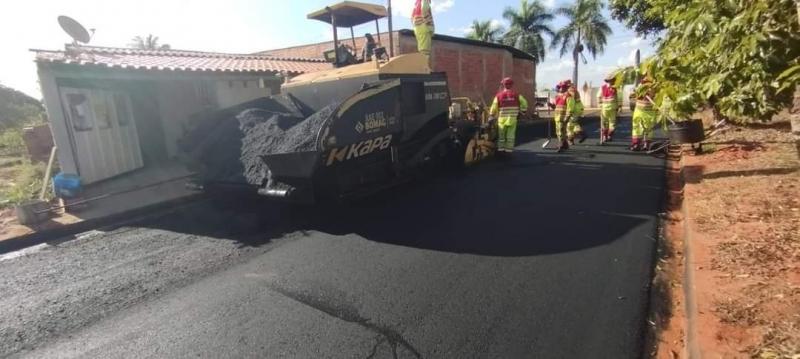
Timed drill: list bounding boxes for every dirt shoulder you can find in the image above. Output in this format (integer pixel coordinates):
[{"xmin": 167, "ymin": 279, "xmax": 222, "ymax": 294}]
[{"xmin": 681, "ymin": 118, "xmax": 800, "ymax": 358}]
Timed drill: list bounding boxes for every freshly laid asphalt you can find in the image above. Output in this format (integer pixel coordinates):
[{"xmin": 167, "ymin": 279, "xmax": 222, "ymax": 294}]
[{"xmin": 0, "ymin": 117, "xmax": 665, "ymax": 358}]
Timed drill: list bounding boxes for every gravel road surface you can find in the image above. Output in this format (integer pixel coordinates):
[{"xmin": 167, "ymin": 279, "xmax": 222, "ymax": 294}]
[{"xmin": 0, "ymin": 119, "xmax": 665, "ymax": 358}]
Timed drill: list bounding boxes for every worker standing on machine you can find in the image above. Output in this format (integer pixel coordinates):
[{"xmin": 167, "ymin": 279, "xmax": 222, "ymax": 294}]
[
  {"xmin": 631, "ymin": 76, "xmax": 657, "ymax": 151},
  {"xmin": 565, "ymin": 82, "xmax": 586, "ymax": 145},
  {"xmin": 489, "ymin": 77, "xmax": 528, "ymax": 155},
  {"xmin": 412, "ymin": 0, "xmax": 434, "ymax": 64},
  {"xmin": 597, "ymin": 73, "xmax": 620, "ymax": 144}
]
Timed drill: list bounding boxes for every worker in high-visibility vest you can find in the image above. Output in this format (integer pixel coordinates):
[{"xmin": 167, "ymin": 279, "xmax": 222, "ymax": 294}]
[
  {"xmin": 412, "ymin": 0, "xmax": 434, "ymax": 63},
  {"xmin": 549, "ymin": 81, "xmax": 570, "ymax": 152},
  {"xmin": 565, "ymin": 83, "xmax": 586, "ymax": 145},
  {"xmin": 489, "ymin": 77, "xmax": 528, "ymax": 154},
  {"xmin": 597, "ymin": 73, "xmax": 620, "ymax": 143},
  {"xmin": 631, "ymin": 76, "xmax": 657, "ymax": 151}
]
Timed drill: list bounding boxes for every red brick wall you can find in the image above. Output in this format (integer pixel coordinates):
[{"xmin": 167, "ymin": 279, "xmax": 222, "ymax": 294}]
[
  {"xmin": 484, "ymin": 53, "xmax": 504, "ymax": 100},
  {"xmin": 260, "ymin": 32, "xmax": 537, "ymax": 105},
  {"xmin": 424, "ymin": 38, "xmax": 535, "ymax": 105},
  {"xmin": 259, "ymin": 32, "xmax": 400, "ymax": 59},
  {"xmin": 432, "ymin": 47, "xmax": 461, "ymax": 97},
  {"xmin": 512, "ymin": 58, "xmax": 535, "ymax": 104},
  {"xmin": 459, "ymin": 50, "xmax": 485, "ymax": 100}
]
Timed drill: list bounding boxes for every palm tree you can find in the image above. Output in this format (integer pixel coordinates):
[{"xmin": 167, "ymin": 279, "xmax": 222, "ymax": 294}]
[
  {"xmin": 466, "ymin": 20, "xmax": 504, "ymax": 43},
  {"xmin": 129, "ymin": 35, "xmax": 171, "ymax": 50},
  {"xmin": 502, "ymin": 0, "xmax": 555, "ymax": 64},
  {"xmin": 551, "ymin": 0, "xmax": 612, "ymax": 85}
]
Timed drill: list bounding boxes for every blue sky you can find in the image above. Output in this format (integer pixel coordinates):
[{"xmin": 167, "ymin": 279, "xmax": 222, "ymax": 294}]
[{"xmin": 0, "ymin": 0, "xmax": 654, "ymax": 98}]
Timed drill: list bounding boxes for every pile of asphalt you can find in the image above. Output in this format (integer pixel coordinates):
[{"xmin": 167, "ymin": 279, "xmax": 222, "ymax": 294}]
[
  {"xmin": 238, "ymin": 103, "xmax": 338, "ymax": 185},
  {"xmin": 179, "ymin": 95, "xmax": 338, "ymax": 186}
]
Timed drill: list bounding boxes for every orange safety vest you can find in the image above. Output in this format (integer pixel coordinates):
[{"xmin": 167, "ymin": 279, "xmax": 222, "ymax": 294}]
[
  {"xmin": 554, "ymin": 93, "xmax": 568, "ymax": 116},
  {"xmin": 412, "ymin": 0, "xmax": 434, "ymax": 26},
  {"xmin": 495, "ymin": 89, "xmax": 522, "ymax": 118},
  {"xmin": 600, "ymin": 84, "xmax": 617, "ymax": 103},
  {"xmin": 636, "ymin": 87, "xmax": 656, "ymax": 111}
]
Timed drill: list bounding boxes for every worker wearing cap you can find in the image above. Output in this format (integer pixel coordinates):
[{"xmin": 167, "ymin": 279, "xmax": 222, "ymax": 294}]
[
  {"xmin": 631, "ymin": 76, "xmax": 657, "ymax": 151},
  {"xmin": 597, "ymin": 73, "xmax": 620, "ymax": 143},
  {"xmin": 549, "ymin": 81, "xmax": 570, "ymax": 152},
  {"xmin": 490, "ymin": 77, "xmax": 528, "ymax": 154},
  {"xmin": 565, "ymin": 83, "xmax": 586, "ymax": 145},
  {"xmin": 412, "ymin": 0, "xmax": 434, "ymax": 62}
]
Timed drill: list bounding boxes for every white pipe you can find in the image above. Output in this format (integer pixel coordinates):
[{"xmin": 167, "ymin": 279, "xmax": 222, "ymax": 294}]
[{"xmin": 39, "ymin": 146, "xmax": 57, "ymax": 200}]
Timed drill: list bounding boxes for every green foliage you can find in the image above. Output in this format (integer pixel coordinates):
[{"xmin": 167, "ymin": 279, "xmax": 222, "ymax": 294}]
[
  {"xmin": 551, "ymin": 0, "xmax": 612, "ymax": 59},
  {"xmin": 0, "ymin": 84, "xmax": 45, "ymax": 130},
  {"xmin": 0, "ymin": 160, "xmax": 48, "ymax": 208},
  {"xmin": 129, "ymin": 34, "xmax": 171, "ymax": 50},
  {"xmin": 608, "ymin": 0, "xmax": 666, "ymax": 37},
  {"xmin": 613, "ymin": 0, "xmax": 800, "ymax": 122},
  {"xmin": 467, "ymin": 20, "xmax": 505, "ymax": 43},
  {"xmin": 0, "ymin": 129, "xmax": 26, "ymax": 157},
  {"xmin": 502, "ymin": 0, "xmax": 555, "ymax": 64}
]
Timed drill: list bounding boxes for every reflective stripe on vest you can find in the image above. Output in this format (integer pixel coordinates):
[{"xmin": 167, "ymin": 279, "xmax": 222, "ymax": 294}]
[
  {"xmin": 412, "ymin": 0, "xmax": 433, "ymax": 25},
  {"xmin": 600, "ymin": 85, "xmax": 617, "ymax": 103},
  {"xmin": 496, "ymin": 89, "xmax": 521, "ymax": 118},
  {"xmin": 636, "ymin": 100, "xmax": 654, "ymax": 111}
]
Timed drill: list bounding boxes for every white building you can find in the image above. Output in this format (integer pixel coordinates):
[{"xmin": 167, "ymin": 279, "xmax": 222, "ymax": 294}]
[{"xmin": 33, "ymin": 45, "xmax": 329, "ymax": 185}]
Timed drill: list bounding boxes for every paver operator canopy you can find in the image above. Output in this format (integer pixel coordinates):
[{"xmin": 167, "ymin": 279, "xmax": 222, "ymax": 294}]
[{"xmin": 308, "ymin": 1, "xmax": 391, "ymax": 68}]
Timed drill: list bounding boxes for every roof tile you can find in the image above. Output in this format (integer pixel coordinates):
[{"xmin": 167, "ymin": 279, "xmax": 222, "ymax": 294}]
[{"xmin": 32, "ymin": 45, "xmax": 331, "ymax": 75}]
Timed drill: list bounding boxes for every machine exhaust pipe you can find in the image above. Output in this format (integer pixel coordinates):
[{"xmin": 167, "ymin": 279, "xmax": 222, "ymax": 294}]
[
  {"xmin": 256, "ymin": 170, "xmax": 294, "ymax": 198},
  {"xmin": 257, "ymin": 186, "xmax": 293, "ymax": 198}
]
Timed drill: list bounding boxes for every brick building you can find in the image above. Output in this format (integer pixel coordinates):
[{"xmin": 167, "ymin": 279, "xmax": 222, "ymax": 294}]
[{"xmin": 259, "ymin": 29, "xmax": 537, "ymax": 105}]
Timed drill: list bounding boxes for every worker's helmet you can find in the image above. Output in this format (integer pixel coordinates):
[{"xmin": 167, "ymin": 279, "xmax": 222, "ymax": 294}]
[
  {"xmin": 604, "ymin": 73, "xmax": 616, "ymax": 82},
  {"xmin": 501, "ymin": 77, "xmax": 514, "ymax": 88}
]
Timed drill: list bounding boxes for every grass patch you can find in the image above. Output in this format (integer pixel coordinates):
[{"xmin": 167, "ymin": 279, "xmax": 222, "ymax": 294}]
[
  {"xmin": 0, "ymin": 159, "xmax": 50, "ymax": 209},
  {"xmin": 0, "ymin": 128, "xmax": 26, "ymax": 157},
  {"xmin": 0, "ymin": 127, "xmax": 55, "ymax": 209}
]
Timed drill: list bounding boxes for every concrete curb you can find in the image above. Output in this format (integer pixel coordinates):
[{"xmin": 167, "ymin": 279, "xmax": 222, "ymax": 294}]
[
  {"xmin": 0, "ymin": 193, "xmax": 205, "ymax": 255},
  {"xmin": 682, "ymin": 188, "xmax": 702, "ymax": 359}
]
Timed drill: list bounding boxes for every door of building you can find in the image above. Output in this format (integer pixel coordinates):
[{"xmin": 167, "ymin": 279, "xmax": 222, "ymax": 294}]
[{"xmin": 60, "ymin": 87, "xmax": 144, "ymax": 184}]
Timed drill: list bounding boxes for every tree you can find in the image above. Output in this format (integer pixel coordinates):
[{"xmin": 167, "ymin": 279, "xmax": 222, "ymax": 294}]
[
  {"xmin": 466, "ymin": 20, "xmax": 504, "ymax": 43},
  {"xmin": 614, "ymin": 0, "xmax": 799, "ymax": 120},
  {"xmin": 502, "ymin": 0, "xmax": 555, "ymax": 64},
  {"xmin": 0, "ymin": 84, "xmax": 44, "ymax": 130},
  {"xmin": 612, "ymin": 0, "xmax": 800, "ymax": 156},
  {"xmin": 129, "ymin": 35, "xmax": 171, "ymax": 50},
  {"xmin": 551, "ymin": 0, "xmax": 612, "ymax": 85},
  {"xmin": 608, "ymin": 0, "xmax": 666, "ymax": 37}
]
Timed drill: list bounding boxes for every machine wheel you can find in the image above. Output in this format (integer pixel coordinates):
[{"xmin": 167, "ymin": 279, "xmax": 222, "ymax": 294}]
[{"xmin": 464, "ymin": 137, "xmax": 481, "ymax": 165}]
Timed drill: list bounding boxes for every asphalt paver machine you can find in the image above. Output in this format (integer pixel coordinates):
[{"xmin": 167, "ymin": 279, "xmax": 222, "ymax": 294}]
[{"xmin": 183, "ymin": 1, "xmax": 488, "ymax": 203}]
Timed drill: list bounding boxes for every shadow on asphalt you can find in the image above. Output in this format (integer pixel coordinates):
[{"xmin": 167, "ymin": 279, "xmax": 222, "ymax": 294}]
[{"xmin": 128, "ymin": 119, "xmax": 663, "ymax": 257}]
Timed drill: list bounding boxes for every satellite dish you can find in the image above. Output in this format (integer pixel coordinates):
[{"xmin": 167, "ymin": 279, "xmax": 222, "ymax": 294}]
[{"xmin": 58, "ymin": 16, "xmax": 91, "ymax": 44}]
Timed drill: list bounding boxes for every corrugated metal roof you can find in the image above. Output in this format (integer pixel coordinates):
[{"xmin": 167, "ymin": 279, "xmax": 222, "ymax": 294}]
[{"xmin": 32, "ymin": 45, "xmax": 332, "ymax": 75}]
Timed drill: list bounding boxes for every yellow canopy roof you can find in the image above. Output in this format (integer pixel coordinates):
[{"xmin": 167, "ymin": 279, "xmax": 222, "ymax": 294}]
[{"xmin": 307, "ymin": 1, "xmax": 388, "ymax": 28}]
